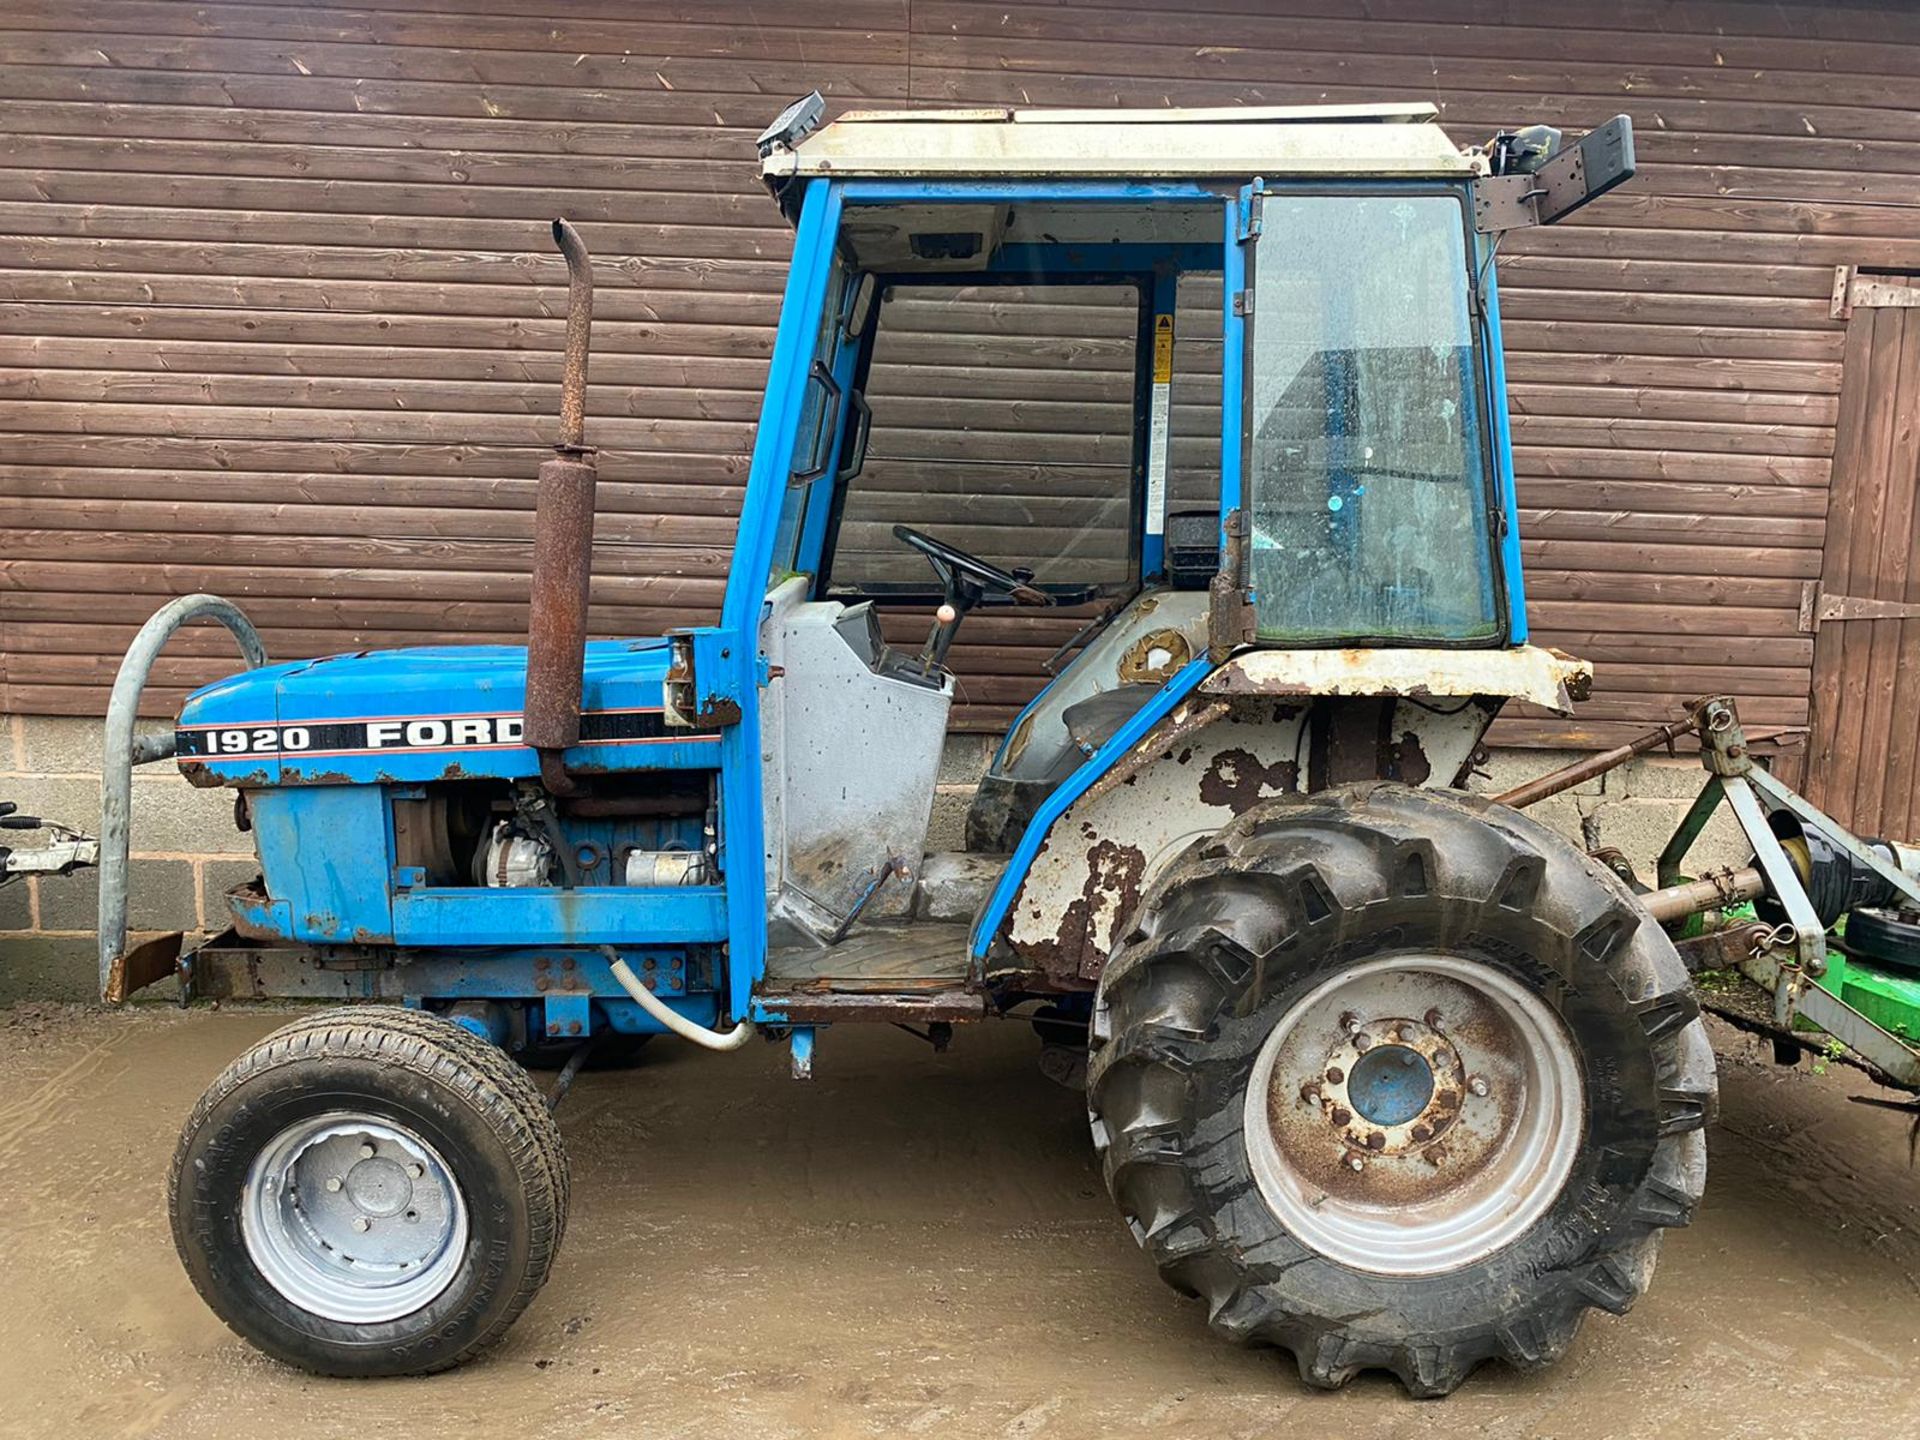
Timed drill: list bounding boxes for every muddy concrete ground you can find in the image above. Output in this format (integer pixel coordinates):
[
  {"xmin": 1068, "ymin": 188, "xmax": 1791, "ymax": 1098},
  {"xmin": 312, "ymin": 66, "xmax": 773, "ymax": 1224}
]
[{"xmin": 0, "ymin": 1005, "xmax": 1915, "ymax": 1440}]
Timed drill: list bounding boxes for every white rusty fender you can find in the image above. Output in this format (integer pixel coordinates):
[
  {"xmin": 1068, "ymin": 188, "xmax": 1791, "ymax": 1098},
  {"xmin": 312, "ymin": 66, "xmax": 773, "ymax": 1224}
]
[
  {"xmin": 999, "ymin": 691, "xmax": 1502, "ymax": 981},
  {"xmin": 1199, "ymin": 646, "xmax": 1593, "ymax": 716}
]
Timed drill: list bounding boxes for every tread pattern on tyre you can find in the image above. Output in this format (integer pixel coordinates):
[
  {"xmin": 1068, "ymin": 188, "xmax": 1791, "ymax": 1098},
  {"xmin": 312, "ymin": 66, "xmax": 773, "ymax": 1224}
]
[
  {"xmin": 1086, "ymin": 783, "xmax": 1716, "ymax": 1397},
  {"xmin": 169, "ymin": 1005, "xmax": 569, "ymax": 1376}
]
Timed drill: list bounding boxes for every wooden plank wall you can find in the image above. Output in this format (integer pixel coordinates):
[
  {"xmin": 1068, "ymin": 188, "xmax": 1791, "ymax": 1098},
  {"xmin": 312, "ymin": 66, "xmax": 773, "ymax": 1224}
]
[{"xmin": 4, "ymin": 1, "xmax": 1918, "ymax": 745}]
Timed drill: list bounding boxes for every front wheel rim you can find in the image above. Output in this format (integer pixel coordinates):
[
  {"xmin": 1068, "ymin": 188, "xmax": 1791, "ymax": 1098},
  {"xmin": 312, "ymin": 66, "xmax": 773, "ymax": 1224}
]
[
  {"xmin": 1242, "ymin": 953, "xmax": 1585, "ymax": 1277},
  {"xmin": 241, "ymin": 1112, "xmax": 470, "ymax": 1323}
]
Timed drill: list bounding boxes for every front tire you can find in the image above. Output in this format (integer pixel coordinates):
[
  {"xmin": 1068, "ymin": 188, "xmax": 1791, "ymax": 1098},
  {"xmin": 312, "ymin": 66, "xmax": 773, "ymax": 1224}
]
[
  {"xmin": 170, "ymin": 1006, "xmax": 568, "ymax": 1376},
  {"xmin": 1088, "ymin": 784, "xmax": 1715, "ymax": 1396}
]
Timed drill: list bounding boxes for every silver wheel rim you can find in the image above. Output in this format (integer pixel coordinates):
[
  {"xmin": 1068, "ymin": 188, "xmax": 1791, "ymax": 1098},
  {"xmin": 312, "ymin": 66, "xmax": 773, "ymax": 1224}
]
[
  {"xmin": 241, "ymin": 1112, "xmax": 470, "ymax": 1323},
  {"xmin": 1242, "ymin": 954, "xmax": 1584, "ymax": 1277}
]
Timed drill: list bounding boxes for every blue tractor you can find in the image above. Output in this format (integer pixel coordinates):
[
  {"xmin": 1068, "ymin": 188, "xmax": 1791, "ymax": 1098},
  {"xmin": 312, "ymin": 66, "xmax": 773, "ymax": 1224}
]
[{"xmin": 104, "ymin": 99, "xmax": 1920, "ymax": 1394}]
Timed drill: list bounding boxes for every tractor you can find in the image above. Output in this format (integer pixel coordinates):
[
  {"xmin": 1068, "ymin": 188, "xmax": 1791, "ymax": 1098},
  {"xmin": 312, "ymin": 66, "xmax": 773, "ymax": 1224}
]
[{"xmin": 97, "ymin": 98, "xmax": 1920, "ymax": 1396}]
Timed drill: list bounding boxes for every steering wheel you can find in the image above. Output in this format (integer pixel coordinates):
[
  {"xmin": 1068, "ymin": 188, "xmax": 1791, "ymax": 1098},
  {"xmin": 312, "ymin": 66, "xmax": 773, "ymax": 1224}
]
[
  {"xmin": 891, "ymin": 524, "xmax": 1051, "ymax": 667},
  {"xmin": 892, "ymin": 525, "xmax": 1050, "ymax": 606}
]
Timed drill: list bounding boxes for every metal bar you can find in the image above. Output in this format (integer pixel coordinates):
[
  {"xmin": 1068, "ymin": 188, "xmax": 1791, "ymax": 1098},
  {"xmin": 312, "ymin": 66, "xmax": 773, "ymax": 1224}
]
[
  {"xmin": 1658, "ymin": 776, "xmax": 1724, "ymax": 887},
  {"xmin": 1791, "ymin": 982, "xmax": 1920, "ymax": 1089},
  {"xmin": 1722, "ymin": 775, "xmax": 1827, "ymax": 974},
  {"xmin": 100, "ymin": 594, "xmax": 267, "ymax": 1002},
  {"xmin": 1746, "ymin": 765, "xmax": 1920, "ymax": 910},
  {"xmin": 1492, "ymin": 718, "xmax": 1693, "ymax": 810},
  {"xmin": 1641, "ymin": 865, "xmax": 1766, "ymax": 926}
]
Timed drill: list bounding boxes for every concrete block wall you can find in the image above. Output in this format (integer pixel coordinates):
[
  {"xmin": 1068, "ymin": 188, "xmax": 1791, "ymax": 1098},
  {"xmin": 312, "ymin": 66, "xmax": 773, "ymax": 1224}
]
[
  {"xmin": 1, "ymin": 715, "xmax": 254, "ymax": 1003},
  {"xmin": 0, "ymin": 713, "xmax": 1751, "ymax": 1004}
]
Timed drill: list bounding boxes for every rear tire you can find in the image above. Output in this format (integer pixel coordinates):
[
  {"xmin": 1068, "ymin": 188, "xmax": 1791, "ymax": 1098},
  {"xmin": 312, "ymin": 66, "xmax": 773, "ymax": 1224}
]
[
  {"xmin": 170, "ymin": 1006, "xmax": 568, "ymax": 1376},
  {"xmin": 1087, "ymin": 783, "xmax": 1714, "ymax": 1396}
]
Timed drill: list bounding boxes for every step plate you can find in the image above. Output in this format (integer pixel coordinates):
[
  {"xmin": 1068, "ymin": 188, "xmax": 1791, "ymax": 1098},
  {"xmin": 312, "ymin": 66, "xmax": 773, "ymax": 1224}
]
[{"xmin": 763, "ymin": 922, "xmax": 972, "ymax": 992}]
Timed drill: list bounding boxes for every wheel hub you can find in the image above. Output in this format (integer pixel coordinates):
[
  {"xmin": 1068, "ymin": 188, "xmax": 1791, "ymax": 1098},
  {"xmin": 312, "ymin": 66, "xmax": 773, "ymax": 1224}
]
[
  {"xmin": 242, "ymin": 1114, "xmax": 469, "ymax": 1323},
  {"xmin": 1316, "ymin": 1017, "xmax": 1465, "ymax": 1153},
  {"xmin": 1244, "ymin": 955, "xmax": 1584, "ymax": 1276}
]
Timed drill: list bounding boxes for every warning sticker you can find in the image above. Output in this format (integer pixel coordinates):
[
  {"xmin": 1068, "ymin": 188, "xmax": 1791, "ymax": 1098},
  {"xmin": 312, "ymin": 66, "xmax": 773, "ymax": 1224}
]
[{"xmin": 1152, "ymin": 312, "xmax": 1174, "ymax": 384}]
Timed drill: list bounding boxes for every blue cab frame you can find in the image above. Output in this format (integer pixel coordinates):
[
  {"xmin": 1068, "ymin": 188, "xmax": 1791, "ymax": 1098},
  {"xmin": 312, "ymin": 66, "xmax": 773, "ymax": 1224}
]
[{"xmin": 712, "ymin": 175, "xmax": 1525, "ymax": 1018}]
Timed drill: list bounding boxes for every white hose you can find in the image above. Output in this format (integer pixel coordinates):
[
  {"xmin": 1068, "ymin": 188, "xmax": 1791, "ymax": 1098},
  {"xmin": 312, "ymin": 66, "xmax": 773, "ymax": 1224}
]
[{"xmin": 607, "ymin": 955, "xmax": 756, "ymax": 1051}]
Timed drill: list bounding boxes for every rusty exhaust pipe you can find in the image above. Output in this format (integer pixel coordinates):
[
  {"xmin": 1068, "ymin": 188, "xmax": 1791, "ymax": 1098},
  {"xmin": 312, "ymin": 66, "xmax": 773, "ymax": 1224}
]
[{"xmin": 523, "ymin": 218, "xmax": 598, "ymax": 796}]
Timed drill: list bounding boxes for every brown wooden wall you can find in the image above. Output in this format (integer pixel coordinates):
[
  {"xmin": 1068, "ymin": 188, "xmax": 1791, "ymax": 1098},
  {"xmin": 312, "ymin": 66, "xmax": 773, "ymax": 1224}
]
[{"xmin": 5, "ymin": 0, "xmax": 1919, "ymax": 745}]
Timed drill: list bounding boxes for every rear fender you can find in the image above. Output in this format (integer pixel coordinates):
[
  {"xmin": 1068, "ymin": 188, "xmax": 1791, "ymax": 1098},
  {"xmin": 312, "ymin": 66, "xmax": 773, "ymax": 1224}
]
[{"xmin": 989, "ymin": 690, "xmax": 1503, "ymax": 986}]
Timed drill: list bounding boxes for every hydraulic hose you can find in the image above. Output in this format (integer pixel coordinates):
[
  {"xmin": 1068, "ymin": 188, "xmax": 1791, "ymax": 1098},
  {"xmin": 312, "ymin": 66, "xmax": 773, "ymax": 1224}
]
[{"xmin": 605, "ymin": 947, "xmax": 755, "ymax": 1051}]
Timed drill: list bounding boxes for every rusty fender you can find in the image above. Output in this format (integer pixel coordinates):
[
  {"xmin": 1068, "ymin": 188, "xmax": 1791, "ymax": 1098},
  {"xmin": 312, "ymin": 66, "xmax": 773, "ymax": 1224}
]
[{"xmin": 995, "ymin": 690, "xmax": 1507, "ymax": 988}]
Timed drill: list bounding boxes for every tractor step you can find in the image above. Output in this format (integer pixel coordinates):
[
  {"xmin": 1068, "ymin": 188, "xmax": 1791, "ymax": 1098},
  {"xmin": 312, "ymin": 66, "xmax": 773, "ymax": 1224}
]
[
  {"xmin": 757, "ymin": 921, "xmax": 983, "ymax": 1024},
  {"xmin": 763, "ymin": 921, "xmax": 972, "ymax": 990}
]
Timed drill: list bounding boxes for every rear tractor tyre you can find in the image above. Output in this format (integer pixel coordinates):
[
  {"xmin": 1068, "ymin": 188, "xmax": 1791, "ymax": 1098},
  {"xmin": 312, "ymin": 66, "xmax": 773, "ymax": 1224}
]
[
  {"xmin": 170, "ymin": 1006, "xmax": 568, "ymax": 1377},
  {"xmin": 1087, "ymin": 783, "xmax": 1715, "ymax": 1397}
]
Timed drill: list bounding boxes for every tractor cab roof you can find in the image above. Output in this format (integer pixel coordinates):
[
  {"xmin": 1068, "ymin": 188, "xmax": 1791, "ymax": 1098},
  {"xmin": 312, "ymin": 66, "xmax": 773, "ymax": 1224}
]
[{"xmin": 759, "ymin": 100, "xmax": 1485, "ymax": 190}]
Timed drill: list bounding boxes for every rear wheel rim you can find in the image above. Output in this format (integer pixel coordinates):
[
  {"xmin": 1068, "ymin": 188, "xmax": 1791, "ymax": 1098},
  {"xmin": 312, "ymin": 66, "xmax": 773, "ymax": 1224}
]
[
  {"xmin": 241, "ymin": 1112, "xmax": 470, "ymax": 1323},
  {"xmin": 1242, "ymin": 953, "xmax": 1584, "ymax": 1277}
]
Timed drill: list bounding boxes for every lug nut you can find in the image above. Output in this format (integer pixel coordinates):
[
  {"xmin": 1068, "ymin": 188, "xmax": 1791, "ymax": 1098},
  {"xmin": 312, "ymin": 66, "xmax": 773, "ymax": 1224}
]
[
  {"xmin": 1340, "ymin": 1011, "xmax": 1361, "ymax": 1032},
  {"xmin": 324, "ymin": 1177, "xmax": 343, "ymax": 1193},
  {"xmin": 359, "ymin": 1142, "xmax": 375, "ymax": 1159},
  {"xmin": 1468, "ymin": 1075, "xmax": 1490, "ymax": 1098},
  {"xmin": 1325, "ymin": 1066, "xmax": 1345, "ymax": 1084},
  {"xmin": 1353, "ymin": 1033, "xmax": 1373, "ymax": 1053},
  {"xmin": 1330, "ymin": 1107, "xmax": 1352, "ymax": 1127},
  {"xmin": 1424, "ymin": 1008, "xmax": 1444, "ymax": 1028},
  {"xmin": 1347, "ymin": 1155, "xmax": 1365, "ymax": 1172},
  {"xmin": 1364, "ymin": 1132, "xmax": 1386, "ymax": 1151},
  {"xmin": 406, "ymin": 1163, "xmax": 424, "ymax": 1179},
  {"xmin": 1411, "ymin": 1124, "xmax": 1432, "ymax": 1143},
  {"xmin": 352, "ymin": 1216, "xmax": 370, "ymax": 1233}
]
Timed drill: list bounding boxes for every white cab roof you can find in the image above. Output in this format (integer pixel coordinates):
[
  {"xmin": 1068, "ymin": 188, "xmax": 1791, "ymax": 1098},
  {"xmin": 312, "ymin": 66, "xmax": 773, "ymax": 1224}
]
[{"xmin": 761, "ymin": 102, "xmax": 1484, "ymax": 181}]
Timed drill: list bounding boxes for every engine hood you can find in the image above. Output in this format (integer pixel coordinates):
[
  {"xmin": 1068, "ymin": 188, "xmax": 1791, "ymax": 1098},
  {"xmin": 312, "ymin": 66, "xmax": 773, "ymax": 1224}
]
[{"xmin": 176, "ymin": 637, "xmax": 721, "ymax": 787}]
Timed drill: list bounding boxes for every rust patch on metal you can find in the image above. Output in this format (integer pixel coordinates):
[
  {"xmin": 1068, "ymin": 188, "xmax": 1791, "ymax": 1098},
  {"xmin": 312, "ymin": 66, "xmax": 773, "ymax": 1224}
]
[
  {"xmin": 1065, "ymin": 838, "xmax": 1147, "ymax": 982},
  {"xmin": 1117, "ymin": 627, "xmax": 1193, "ymax": 684},
  {"xmin": 1263, "ymin": 985, "xmax": 1526, "ymax": 1208},
  {"xmin": 180, "ymin": 759, "xmax": 225, "ymax": 789},
  {"xmin": 104, "ymin": 930, "xmax": 183, "ymax": 1003},
  {"xmin": 1198, "ymin": 747, "xmax": 1300, "ymax": 813},
  {"xmin": 1390, "ymin": 730, "xmax": 1433, "ymax": 785},
  {"xmin": 1079, "ymin": 699, "xmax": 1230, "ymax": 808}
]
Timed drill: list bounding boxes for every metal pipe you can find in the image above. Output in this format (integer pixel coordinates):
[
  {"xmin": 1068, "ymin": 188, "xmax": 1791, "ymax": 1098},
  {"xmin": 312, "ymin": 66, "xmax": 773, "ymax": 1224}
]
[
  {"xmin": 1492, "ymin": 718, "xmax": 1694, "ymax": 810},
  {"xmin": 551, "ymin": 217, "xmax": 593, "ymax": 452},
  {"xmin": 100, "ymin": 594, "xmax": 267, "ymax": 1002},
  {"xmin": 523, "ymin": 219, "xmax": 600, "ymax": 791},
  {"xmin": 1641, "ymin": 865, "xmax": 1766, "ymax": 926}
]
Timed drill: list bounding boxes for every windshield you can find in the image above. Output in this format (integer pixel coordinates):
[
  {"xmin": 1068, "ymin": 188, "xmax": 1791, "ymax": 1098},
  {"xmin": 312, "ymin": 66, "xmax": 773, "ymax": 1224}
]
[{"xmin": 1246, "ymin": 192, "xmax": 1500, "ymax": 645}]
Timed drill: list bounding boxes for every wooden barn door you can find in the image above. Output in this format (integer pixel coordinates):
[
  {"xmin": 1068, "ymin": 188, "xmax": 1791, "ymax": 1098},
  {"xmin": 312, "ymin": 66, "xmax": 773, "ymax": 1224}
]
[{"xmin": 1805, "ymin": 271, "xmax": 1920, "ymax": 840}]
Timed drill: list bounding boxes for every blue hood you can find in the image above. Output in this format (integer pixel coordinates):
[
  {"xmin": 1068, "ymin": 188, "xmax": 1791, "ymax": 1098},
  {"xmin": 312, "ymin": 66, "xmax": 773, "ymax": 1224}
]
[{"xmin": 176, "ymin": 637, "xmax": 720, "ymax": 786}]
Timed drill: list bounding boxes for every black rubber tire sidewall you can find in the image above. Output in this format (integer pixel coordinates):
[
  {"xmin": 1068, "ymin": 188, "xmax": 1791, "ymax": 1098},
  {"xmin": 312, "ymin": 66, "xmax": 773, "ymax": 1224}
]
[
  {"xmin": 1184, "ymin": 910, "xmax": 1653, "ymax": 1338},
  {"xmin": 1089, "ymin": 783, "xmax": 1714, "ymax": 1391},
  {"xmin": 173, "ymin": 1053, "xmax": 540, "ymax": 1376}
]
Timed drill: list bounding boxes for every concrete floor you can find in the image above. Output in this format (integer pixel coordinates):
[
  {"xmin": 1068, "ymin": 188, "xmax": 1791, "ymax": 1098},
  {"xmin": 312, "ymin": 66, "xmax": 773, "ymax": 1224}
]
[{"xmin": 1, "ymin": 1003, "xmax": 1917, "ymax": 1440}]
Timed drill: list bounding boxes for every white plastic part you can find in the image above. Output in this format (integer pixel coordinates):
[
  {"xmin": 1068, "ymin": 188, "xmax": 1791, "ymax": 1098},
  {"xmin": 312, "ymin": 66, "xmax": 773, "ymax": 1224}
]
[{"xmin": 607, "ymin": 955, "xmax": 755, "ymax": 1052}]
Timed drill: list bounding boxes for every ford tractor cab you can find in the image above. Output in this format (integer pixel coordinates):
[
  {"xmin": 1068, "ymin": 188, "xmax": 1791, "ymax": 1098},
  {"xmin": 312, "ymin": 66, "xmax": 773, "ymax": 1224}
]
[{"xmin": 111, "ymin": 100, "xmax": 1867, "ymax": 1394}]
